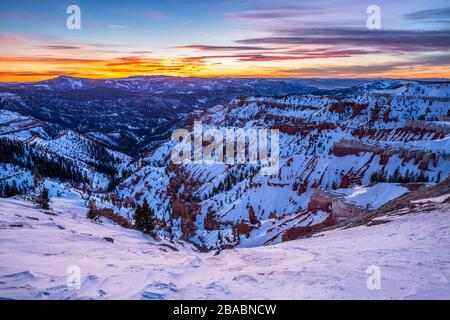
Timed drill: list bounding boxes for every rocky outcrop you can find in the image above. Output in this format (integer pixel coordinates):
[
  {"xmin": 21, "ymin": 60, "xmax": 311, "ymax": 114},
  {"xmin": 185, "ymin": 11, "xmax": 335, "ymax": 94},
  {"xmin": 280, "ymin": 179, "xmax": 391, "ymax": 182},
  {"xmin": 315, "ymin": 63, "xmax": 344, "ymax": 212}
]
[
  {"xmin": 248, "ymin": 206, "xmax": 259, "ymax": 225},
  {"xmin": 405, "ymin": 120, "xmax": 450, "ymax": 135},
  {"xmin": 308, "ymin": 189, "xmax": 333, "ymax": 212},
  {"xmin": 95, "ymin": 208, "xmax": 133, "ymax": 229},
  {"xmin": 172, "ymin": 199, "xmax": 199, "ymax": 238},
  {"xmin": 308, "ymin": 188, "xmax": 368, "ymax": 220},
  {"xmin": 167, "ymin": 165, "xmax": 201, "ymax": 238},
  {"xmin": 281, "ymin": 213, "xmax": 335, "ymax": 242},
  {"xmin": 328, "ymin": 102, "xmax": 346, "ymax": 113},
  {"xmin": 331, "ymin": 140, "xmax": 383, "ymax": 157},
  {"xmin": 331, "ymin": 197, "xmax": 367, "ymax": 219},
  {"xmin": 351, "ymin": 103, "xmax": 368, "ymax": 117},
  {"xmin": 235, "ymin": 220, "xmax": 255, "ymax": 237},
  {"xmin": 204, "ymin": 209, "xmax": 221, "ymax": 231}
]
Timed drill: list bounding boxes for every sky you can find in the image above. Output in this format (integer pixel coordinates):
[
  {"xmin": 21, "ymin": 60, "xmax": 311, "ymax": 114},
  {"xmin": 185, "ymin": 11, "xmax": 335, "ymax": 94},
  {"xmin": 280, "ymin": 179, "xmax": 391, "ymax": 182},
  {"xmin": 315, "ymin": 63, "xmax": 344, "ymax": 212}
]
[{"xmin": 0, "ymin": 0, "xmax": 449, "ymax": 81}]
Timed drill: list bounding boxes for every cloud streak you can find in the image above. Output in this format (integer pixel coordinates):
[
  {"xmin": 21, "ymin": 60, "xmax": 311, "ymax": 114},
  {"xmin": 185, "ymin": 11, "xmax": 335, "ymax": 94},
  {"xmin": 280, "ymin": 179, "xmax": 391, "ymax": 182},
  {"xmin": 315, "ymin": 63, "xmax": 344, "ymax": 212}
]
[
  {"xmin": 0, "ymin": 2, "xmax": 449, "ymax": 81},
  {"xmin": 404, "ymin": 7, "xmax": 450, "ymax": 21},
  {"xmin": 237, "ymin": 28, "xmax": 450, "ymax": 52},
  {"xmin": 175, "ymin": 45, "xmax": 280, "ymax": 51}
]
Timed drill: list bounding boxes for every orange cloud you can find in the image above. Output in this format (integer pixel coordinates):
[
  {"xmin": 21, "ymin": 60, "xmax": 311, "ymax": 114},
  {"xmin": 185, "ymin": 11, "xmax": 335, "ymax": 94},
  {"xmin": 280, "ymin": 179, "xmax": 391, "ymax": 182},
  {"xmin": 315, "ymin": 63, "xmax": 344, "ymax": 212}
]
[
  {"xmin": 0, "ymin": 55, "xmax": 209, "ymax": 82},
  {"xmin": 0, "ymin": 52, "xmax": 448, "ymax": 82}
]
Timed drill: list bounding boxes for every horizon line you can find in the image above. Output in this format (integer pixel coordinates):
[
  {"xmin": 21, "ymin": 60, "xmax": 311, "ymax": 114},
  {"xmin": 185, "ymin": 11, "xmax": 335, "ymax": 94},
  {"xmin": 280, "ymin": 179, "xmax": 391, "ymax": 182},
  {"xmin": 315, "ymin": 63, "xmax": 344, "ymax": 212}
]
[{"xmin": 1, "ymin": 74, "xmax": 450, "ymax": 84}]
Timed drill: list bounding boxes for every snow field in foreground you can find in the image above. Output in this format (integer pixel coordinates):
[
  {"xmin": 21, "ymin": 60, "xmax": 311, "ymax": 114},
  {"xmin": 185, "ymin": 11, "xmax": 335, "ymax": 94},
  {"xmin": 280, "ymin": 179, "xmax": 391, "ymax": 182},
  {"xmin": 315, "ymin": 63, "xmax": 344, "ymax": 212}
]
[{"xmin": 0, "ymin": 195, "xmax": 449, "ymax": 299}]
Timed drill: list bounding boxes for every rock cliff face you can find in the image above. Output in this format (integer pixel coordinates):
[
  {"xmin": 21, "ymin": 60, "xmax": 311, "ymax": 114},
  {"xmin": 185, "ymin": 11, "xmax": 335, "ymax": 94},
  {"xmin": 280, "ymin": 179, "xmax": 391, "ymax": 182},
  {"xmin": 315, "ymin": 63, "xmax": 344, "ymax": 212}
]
[
  {"xmin": 308, "ymin": 188, "xmax": 368, "ymax": 221},
  {"xmin": 281, "ymin": 213, "xmax": 336, "ymax": 242},
  {"xmin": 95, "ymin": 208, "xmax": 134, "ymax": 229},
  {"xmin": 167, "ymin": 166, "xmax": 201, "ymax": 239},
  {"xmin": 308, "ymin": 189, "xmax": 333, "ymax": 212},
  {"xmin": 331, "ymin": 198, "xmax": 367, "ymax": 220}
]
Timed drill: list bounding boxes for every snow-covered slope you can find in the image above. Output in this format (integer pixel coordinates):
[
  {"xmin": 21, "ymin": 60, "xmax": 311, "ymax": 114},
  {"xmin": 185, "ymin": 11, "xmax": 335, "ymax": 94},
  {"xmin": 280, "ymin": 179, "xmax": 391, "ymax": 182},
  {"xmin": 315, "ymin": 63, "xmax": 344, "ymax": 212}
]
[
  {"xmin": 116, "ymin": 80, "xmax": 450, "ymax": 249},
  {"xmin": 0, "ymin": 110, "xmax": 132, "ymax": 192},
  {"xmin": 332, "ymin": 183, "xmax": 410, "ymax": 209},
  {"xmin": 0, "ymin": 189, "xmax": 449, "ymax": 299}
]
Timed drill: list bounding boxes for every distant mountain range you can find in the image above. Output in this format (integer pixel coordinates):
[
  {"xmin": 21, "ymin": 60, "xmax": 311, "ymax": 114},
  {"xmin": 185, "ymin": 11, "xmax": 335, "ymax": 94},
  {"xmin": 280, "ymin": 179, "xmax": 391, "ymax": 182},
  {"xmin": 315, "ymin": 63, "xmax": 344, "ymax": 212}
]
[{"xmin": 0, "ymin": 76, "xmax": 345, "ymax": 155}]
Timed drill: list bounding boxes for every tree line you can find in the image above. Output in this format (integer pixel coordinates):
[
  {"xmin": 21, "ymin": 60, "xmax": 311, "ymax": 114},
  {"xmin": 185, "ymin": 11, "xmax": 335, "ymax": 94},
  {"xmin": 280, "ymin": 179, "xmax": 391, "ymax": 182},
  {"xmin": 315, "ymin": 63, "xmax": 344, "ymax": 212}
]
[
  {"xmin": 0, "ymin": 137, "xmax": 88, "ymax": 189},
  {"xmin": 370, "ymin": 167, "xmax": 430, "ymax": 184}
]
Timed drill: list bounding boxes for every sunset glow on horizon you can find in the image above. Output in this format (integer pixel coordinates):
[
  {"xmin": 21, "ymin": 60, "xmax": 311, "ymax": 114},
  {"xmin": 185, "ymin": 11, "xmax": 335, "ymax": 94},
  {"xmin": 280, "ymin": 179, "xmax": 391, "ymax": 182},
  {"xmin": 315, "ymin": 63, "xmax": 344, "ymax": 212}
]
[{"xmin": 1, "ymin": 0, "xmax": 449, "ymax": 82}]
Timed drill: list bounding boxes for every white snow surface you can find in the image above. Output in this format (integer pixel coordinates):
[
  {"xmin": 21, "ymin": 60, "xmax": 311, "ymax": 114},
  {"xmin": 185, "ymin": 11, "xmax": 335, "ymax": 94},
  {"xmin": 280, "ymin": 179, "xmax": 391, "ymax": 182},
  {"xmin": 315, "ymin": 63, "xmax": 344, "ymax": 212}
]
[
  {"xmin": 334, "ymin": 183, "xmax": 410, "ymax": 209},
  {"xmin": 411, "ymin": 194, "xmax": 450, "ymax": 204},
  {"xmin": 1, "ymin": 196, "xmax": 449, "ymax": 300}
]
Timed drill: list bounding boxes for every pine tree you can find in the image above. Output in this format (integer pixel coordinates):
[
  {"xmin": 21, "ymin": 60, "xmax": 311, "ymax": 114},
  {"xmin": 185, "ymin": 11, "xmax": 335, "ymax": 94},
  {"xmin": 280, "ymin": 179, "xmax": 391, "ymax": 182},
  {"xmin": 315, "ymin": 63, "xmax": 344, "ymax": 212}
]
[
  {"xmin": 87, "ymin": 200, "xmax": 97, "ymax": 220},
  {"xmin": 436, "ymin": 171, "xmax": 441, "ymax": 183},
  {"xmin": 38, "ymin": 186, "xmax": 50, "ymax": 210},
  {"xmin": 141, "ymin": 198, "xmax": 156, "ymax": 234},
  {"xmin": 133, "ymin": 204, "xmax": 143, "ymax": 231},
  {"xmin": 417, "ymin": 171, "xmax": 429, "ymax": 183},
  {"xmin": 390, "ymin": 167, "xmax": 401, "ymax": 183},
  {"xmin": 33, "ymin": 168, "xmax": 40, "ymax": 191},
  {"xmin": 134, "ymin": 199, "xmax": 156, "ymax": 234}
]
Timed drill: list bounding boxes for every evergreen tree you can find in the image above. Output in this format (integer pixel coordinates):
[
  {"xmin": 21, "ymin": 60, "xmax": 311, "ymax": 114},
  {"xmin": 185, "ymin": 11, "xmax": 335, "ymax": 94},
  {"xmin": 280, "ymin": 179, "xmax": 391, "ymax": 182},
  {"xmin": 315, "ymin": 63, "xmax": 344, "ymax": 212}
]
[
  {"xmin": 87, "ymin": 200, "xmax": 97, "ymax": 220},
  {"xmin": 141, "ymin": 198, "xmax": 156, "ymax": 234},
  {"xmin": 134, "ymin": 199, "xmax": 156, "ymax": 234},
  {"xmin": 417, "ymin": 171, "xmax": 429, "ymax": 183},
  {"xmin": 38, "ymin": 186, "xmax": 50, "ymax": 210},
  {"xmin": 133, "ymin": 204, "xmax": 143, "ymax": 230},
  {"xmin": 33, "ymin": 168, "xmax": 40, "ymax": 190},
  {"xmin": 390, "ymin": 167, "xmax": 401, "ymax": 183}
]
